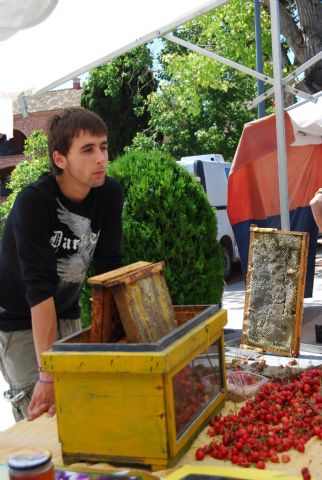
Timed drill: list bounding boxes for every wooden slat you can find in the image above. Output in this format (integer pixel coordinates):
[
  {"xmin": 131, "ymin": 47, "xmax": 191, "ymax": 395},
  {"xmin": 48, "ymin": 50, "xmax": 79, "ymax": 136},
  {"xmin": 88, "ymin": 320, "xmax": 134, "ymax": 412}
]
[
  {"xmin": 173, "ymin": 305, "xmax": 209, "ymax": 326},
  {"xmin": 115, "ymin": 262, "xmax": 165, "ymax": 287},
  {"xmin": 90, "ymin": 287, "xmax": 105, "ymax": 343},
  {"xmin": 88, "ymin": 261, "xmax": 158, "ymax": 286},
  {"xmin": 63, "ymin": 328, "xmax": 91, "ymax": 344},
  {"xmin": 293, "ymin": 230, "xmax": 309, "ymax": 354},
  {"xmin": 101, "ymin": 290, "xmax": 113, "ymax": 342},
  {"xmin": 111, "ymin": 284, "xmax": 140, "ymax": 342},
  {"xmin": 90, "ymin": 287, "xmax": 114, "ymax": 343}
]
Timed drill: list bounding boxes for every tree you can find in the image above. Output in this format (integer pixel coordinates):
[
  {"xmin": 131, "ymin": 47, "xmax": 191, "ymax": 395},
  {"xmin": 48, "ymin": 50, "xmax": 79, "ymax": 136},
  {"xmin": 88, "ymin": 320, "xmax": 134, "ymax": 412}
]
[
  {"xmin": 81, "ymin": 46, "xmax": 158, "ymax": 160},
  {"xmin": 0, "ymin": 130, "xmax": 49, "ymax": 230},
  {"xmin": 132, "ymin": 0, "xmax": 273, "ymax": 161},
  {"xmin": 132, "ymin": 0, "xmax": 322, "ymax": 159},
  {"xmin": 108, "ymin": 149, "xmax": 224, "ymax": 305},
  {"xmin": 262, "ymin": 0, "xmax": 322, "ymax": 94},
  {"xmin": 142, "ymin": 72, "xmax": 257, "ymax": 162}
]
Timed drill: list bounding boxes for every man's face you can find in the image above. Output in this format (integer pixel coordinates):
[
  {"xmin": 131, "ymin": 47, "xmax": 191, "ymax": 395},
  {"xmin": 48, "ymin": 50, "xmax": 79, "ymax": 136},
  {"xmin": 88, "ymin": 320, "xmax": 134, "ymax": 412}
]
[{"xmin": 56, "ymin": 131, "xmax": 108, "ymax": 192}]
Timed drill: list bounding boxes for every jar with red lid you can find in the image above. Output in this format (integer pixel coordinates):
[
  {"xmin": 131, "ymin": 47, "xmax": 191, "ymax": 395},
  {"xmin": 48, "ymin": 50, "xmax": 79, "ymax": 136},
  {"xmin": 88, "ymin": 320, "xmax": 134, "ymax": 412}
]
[{"xmin": 7, "ymin": 449, "xmax": 55, "ymax": 480}]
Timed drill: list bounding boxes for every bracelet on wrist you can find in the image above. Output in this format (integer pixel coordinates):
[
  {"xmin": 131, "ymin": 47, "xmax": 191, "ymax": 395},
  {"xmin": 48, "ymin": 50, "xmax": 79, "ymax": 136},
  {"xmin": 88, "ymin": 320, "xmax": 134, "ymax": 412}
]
[{"xmin": 38, "ymin": 377, "xmax": 54, "ymax": 384}]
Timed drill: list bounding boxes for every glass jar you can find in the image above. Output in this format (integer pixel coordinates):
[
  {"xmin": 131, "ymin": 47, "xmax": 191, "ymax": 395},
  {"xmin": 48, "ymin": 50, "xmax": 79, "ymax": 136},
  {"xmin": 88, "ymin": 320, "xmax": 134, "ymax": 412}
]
[{"xmin": 8, "ymin": 449, "xmax": 55, "ymax": 480}]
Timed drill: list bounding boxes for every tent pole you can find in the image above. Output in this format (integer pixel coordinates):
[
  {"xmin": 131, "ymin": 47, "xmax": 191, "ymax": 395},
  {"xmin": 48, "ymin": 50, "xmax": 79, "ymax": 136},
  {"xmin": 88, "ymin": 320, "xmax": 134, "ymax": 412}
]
[
  {"xmin": 270, "ymin": 0, "xmax": 290, "ymax": 230},
  {"xmin": 254, "ymin": 0, "xmax": 265, "ymax": 118}
]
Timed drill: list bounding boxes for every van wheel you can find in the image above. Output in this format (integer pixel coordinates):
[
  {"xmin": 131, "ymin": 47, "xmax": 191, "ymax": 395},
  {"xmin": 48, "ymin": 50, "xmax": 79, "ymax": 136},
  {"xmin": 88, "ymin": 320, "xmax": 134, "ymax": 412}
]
[{"xmin": 222, "ymin": 245, "xmax": 233, "ymax": 282}]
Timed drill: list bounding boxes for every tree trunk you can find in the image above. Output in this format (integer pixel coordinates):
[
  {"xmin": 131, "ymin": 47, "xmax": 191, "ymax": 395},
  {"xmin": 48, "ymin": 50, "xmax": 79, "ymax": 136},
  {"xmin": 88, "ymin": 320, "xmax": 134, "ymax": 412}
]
[{"xmin": 262, "ymin": 0, "xmax": 322, "ymax": 94}]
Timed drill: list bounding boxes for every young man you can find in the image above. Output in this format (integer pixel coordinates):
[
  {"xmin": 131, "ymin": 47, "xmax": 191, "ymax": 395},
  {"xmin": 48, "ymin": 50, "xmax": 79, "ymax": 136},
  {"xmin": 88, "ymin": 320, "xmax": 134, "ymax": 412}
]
[{"xmin": 0, "ymin": 108, "xmax": 123, "ymax": 421}]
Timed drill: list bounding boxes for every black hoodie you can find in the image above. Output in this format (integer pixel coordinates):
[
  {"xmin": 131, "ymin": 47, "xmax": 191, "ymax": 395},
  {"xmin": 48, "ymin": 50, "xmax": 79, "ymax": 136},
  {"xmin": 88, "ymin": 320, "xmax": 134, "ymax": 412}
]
[{"xmin": 0, "ymin": 173, "xmax": 123, "ymax": 331}]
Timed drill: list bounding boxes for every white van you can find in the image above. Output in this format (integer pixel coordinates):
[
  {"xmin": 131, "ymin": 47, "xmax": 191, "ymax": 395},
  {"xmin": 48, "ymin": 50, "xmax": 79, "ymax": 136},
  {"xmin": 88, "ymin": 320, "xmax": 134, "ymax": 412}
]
[{"xmin": 177, "ymin": 154, "xmax": 240, "ymax": 281}]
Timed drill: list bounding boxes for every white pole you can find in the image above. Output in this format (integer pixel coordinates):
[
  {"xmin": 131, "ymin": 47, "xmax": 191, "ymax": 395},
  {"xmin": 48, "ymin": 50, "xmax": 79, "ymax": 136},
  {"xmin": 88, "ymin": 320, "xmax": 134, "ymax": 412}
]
[{"xmin": 270, "ymin": 0, "xmax": 290, "ymax": 230}]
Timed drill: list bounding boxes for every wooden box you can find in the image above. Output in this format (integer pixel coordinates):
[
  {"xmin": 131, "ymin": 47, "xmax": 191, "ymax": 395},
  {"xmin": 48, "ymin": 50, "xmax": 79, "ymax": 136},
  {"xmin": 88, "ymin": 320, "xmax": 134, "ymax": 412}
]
[
  {"xmin": 42, "ymin": 305, "xmax": 227, "ymax": 471},
  {"xmin": 88, "ymin": 261, "xmax": 177, "ymax": 343},
  {"xmin": 242, "ymin": 226, "xmax": 309, "ymax": 357}
]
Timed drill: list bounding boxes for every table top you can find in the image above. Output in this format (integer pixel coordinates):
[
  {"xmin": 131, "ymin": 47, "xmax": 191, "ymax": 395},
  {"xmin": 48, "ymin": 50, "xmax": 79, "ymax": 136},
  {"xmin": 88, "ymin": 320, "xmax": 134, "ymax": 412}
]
[{"xmin": 0, "ymin": 403, "xmax": 321, "ymax": 480}]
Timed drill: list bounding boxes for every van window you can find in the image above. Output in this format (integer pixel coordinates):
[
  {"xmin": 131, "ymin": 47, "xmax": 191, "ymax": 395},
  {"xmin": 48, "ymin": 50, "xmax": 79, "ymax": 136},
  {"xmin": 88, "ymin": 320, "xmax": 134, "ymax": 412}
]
[{"xmin": 203, "ymin": 163, "xmax": 228, "ymax": 208}]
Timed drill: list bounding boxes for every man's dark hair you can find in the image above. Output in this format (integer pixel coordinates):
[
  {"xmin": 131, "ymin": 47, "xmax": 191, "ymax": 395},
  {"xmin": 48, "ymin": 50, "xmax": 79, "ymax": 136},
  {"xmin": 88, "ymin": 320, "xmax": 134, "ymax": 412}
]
[{"xmin": 47, "ymin": 108, "xmax": 108, "ymax": 175}]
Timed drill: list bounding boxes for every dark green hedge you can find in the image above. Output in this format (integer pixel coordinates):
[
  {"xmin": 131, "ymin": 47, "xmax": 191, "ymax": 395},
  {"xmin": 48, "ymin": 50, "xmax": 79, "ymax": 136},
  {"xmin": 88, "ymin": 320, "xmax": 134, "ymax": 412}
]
[{"xmin": 108, "ymin": 149, "xmax": 224, "ymax": 305}]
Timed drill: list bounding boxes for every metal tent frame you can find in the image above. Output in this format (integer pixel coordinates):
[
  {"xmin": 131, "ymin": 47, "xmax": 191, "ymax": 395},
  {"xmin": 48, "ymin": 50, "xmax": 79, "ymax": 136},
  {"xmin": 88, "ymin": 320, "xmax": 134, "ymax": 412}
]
[
  {"xmin": 163, "ymin": 0, "xmax": 322, "ymax": 230},
  {"xmin": 2, "ymin": 0, "xmax": 321, "ymax": 229},
  {"xmin": 45, "ymin": 0, "xmax": 319, "ymax": 231}
]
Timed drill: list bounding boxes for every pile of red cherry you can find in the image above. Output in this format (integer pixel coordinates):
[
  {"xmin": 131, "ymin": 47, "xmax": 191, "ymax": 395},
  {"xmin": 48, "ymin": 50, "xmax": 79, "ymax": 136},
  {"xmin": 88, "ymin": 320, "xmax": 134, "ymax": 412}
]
[{"xmin": 195, "ymin": 368, "xmax": 322, "ymax": 479}]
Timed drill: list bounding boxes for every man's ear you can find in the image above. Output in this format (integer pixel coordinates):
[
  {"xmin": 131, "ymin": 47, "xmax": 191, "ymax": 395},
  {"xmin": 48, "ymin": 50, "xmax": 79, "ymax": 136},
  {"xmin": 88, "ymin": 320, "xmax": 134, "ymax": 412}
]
[{"xmin": 53, "ymin": 151, "xmax": 66, "ymax": 170}]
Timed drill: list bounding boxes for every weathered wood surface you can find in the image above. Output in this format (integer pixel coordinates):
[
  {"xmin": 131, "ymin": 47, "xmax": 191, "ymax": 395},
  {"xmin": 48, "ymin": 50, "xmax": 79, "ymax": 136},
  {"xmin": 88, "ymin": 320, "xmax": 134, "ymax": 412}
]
[
  {"xmin": 173, "ymin": 305, "xmax": 210, "ymax": 326},
  {"xmin": 62, "ymin": 328, "xmax": 91, "ymax": 344},
  {"xmin": 88, "ymin": 262, "xmax": 177, "ymax": 344},
  {"xmin": 113, "ymin": 271, "xmax": 177, "ymax": 343},
  {"xmin": 90, "ymin": 287, "xmax": 109, "ymax": 343},
  {"xmin": 1, "ymin": 407, "xmax": 321, "ymax": 479},
  {"xmin": 90, "ymin": 287, "xmax": 123, "ymax": 343},
  {"xmin": 88, "ymin": 261, "xmax": 164, "ymax": 287},
  {"xmin": 0, "ymin": 417, "xmax": 156, "ymax": 480}
]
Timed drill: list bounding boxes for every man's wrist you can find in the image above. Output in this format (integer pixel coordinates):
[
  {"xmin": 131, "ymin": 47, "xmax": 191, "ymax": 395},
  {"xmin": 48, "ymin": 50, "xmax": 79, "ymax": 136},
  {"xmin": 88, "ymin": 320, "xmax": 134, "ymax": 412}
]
[
  {"xmin": 315, "ymin": 188, "xmax": 322, "ymax": 196},
  {"xmin": 38, "ymin": 367, "xmax": 53, "ymax": 383},
  {"xmin": 38, "ymin": 377, "xmax": 54, "ymax": 384}
]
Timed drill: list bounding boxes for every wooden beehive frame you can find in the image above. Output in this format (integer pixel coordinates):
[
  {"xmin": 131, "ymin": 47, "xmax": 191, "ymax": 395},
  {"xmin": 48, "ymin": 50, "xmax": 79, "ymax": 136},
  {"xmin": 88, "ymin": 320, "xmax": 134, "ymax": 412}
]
[
  {"xmin": 242, "ymin": 226, "xmax": 309, "ymax": 357},
  {"xmin": 88, "ymin": 261, "xmax": 177, "ymax": 343}
]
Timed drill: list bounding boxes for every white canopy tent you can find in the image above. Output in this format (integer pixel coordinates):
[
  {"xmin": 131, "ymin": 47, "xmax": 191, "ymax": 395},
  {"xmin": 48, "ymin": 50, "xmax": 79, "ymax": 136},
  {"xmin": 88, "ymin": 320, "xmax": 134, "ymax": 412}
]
[
  {"xmin": 0, "ymin": 0, "xmax": 321, "ymax": 229},
  {"xmin": 0, "ymin": 0, "xmax": 227, "ymax": 118},
  {"xmin": 0, "ymin": 0, "xmax": 58, "ymax": 41}
]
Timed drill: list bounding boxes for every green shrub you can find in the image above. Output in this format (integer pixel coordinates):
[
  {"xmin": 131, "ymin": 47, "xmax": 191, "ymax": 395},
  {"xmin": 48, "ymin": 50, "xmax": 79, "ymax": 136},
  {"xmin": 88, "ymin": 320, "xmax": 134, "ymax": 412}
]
[
  {"xmin": 0, "ymin": 130, "xmax": 49, "ymax": 231},
  {"xmin": 108, "ymin": 148, "xmax": 224, "ymax": 304}
]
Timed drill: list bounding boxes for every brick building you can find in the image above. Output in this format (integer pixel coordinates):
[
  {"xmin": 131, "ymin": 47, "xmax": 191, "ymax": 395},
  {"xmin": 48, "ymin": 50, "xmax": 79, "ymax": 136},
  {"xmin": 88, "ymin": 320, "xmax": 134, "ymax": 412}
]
[{"xmin": 0, "ymin": 79, "xmax": 82, "ymax": 202}]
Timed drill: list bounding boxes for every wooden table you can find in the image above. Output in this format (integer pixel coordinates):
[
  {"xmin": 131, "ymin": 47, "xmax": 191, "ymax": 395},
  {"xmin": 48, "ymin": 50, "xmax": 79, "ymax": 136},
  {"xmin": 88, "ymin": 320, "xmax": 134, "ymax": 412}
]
[{"xmin": 0, "ymin": 403, "xmax": 321, "ymax": 480}]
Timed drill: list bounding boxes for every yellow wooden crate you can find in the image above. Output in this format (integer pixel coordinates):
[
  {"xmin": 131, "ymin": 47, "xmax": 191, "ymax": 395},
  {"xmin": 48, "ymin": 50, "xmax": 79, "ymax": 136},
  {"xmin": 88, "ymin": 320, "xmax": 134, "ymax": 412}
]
[{"xmin": 42, "ymin": 306, "xmax": 227, "ymax": 471}]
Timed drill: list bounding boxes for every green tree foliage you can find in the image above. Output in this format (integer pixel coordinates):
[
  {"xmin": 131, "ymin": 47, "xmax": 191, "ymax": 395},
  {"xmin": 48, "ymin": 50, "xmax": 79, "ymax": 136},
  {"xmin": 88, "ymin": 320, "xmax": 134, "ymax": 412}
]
[
  {"xmin": 0, "ymin": 130, "xmax": 49, "ymax": 229},
  {"xmin": 108, "ymin": 149, "xmax": 224, "ymax": 305},
  {"xmin": 145, "ymin": 73, "xmax": 256, "ymax": 162},
  {"xmin": 132, "ymin": 0, "xmax": 273, "ymax": 162},
  {"xmin": 81, "ymin": 46, "xmax": 157, "ymax": 160}
]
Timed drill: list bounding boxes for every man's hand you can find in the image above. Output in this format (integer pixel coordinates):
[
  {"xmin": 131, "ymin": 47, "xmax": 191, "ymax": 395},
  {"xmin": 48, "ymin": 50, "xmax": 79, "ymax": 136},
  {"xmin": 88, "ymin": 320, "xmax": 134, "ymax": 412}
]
[
  {"xmin": 27, "ymin": 378, "xmax": 56, "ymax": 421},
  {"xmin": 29, "ymin": 297, "xmax": 57, "ymax": 421},
  {"xmin": 310, "ymin": 190, "xmax": 322, "ymax": 231}
]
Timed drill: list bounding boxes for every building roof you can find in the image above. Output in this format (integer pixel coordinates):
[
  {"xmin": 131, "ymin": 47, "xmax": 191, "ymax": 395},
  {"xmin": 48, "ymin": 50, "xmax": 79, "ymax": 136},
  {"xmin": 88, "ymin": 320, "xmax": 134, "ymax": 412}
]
[{"xmin": 13, "ymin": 88, "xmax": 82, "ymax": 115}]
